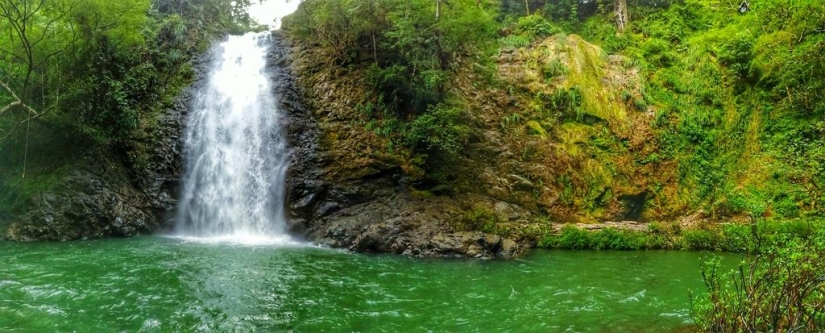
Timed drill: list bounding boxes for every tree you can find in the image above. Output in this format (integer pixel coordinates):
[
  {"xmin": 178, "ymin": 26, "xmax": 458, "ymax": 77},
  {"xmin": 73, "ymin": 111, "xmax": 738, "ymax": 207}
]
[
  {"xmin": 615, "ymin": 0, "xmax": 629, "ymax": 32},
  {"xmin": 0, "ymin": 0, "xmax": 84, "ymax": 177},
  {"xmin": 0, "ymin": 0, "xmax": 80, "ymax": 117},
  {"xmin": 153, "ymin": 0, "xmax": 254, "ymax": 34}
]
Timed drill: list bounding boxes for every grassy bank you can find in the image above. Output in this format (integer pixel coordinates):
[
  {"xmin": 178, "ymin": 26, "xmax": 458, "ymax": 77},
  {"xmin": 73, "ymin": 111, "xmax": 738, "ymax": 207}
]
[{"xmin": 535, "ymin": 220, "xmax": 825, "ymax": 252}]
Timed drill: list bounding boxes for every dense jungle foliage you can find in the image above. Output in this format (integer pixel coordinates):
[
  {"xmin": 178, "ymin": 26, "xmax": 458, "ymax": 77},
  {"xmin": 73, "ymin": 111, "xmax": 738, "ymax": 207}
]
[
  {"xmin": 284, "ymin": 0, "xmax": 825, "ymax": 222},
  {"xmin": 0, "ymin": 0, "xmax": 258, "ymax": 220},
  {"xmin": 0, "ymin": 0, "xmax": 257, "ymax": 145}
]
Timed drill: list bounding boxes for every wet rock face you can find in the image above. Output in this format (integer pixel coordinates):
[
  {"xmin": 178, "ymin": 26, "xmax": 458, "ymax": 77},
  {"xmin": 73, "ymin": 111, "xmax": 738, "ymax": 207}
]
[
  {"xmin": 272, "ymin": 32, "xmax": 525, "ymax": 259},
  {"xmin": 7, "ymin": 164, "xmax": 159, "ymax": 241},
  {"xmin": 128, "ymin": 91, "xmax": 189, "ymax": 224},
  {"xmin": 127, "ymin": 54, "xmax": 211, "ymax": 229},
  {"xmin": 300, "ymin": 197, "xmax": 524, "ymax": 259},
  {"xmin": 6, "ymin": 103, "xmax": 188, "ymax": 241}
]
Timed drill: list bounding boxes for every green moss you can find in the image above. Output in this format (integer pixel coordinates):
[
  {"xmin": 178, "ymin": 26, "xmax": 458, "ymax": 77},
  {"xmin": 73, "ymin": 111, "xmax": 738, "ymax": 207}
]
[
  {"xmin": 0, "ymin": 169, "xmax": 65, "ymax": 218},
  {"xmin": 454, "ymin": 206, "xmax": 501, "ymax": 234},
  {"xmin": 525, "ymin": 120, "xmax": 547, "ymax": 138}
]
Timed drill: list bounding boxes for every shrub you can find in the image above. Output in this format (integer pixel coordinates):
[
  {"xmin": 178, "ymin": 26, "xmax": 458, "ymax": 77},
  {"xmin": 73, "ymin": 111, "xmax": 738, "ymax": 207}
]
[
  {"xmin": 404, "ymin": 104, "xmax": 471, "ymax": 156},
  {"xmin": 682, "ymin": 229, "xmax": 721, "ymax": 250},
  {"xmin": 691, "ymin": 228, "xmax": 825, "ymax": 332},
  {"xmin": 516, "ymin": 14, "xmax": 556, "ymax": 39},
  {"xmin": 721, "ymin": 223, "xmax": 752, "ymax": 253},
  {"xmin": 589, "ymin": 228, "xmax": 648, "ymax": 250},
  {"xmin": 716, "ymin": 34, "xmax": 754, "ymax": 79},
  {"xmin": 458, "ymin": 207, "xmax": 500, "ymax": 233},
  {"xmin": 556, "ymin": 225, "xmax": 592, "ymax": 249},
  {"xmin": 500, "ymin": 34, "xmax": 531, "ymax": 49}
]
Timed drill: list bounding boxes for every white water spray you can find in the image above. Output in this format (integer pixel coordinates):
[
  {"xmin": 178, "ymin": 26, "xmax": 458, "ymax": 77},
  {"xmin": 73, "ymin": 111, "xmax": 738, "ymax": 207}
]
[{"xmin": 175, "ymin": 32, "xmax": 295, "ymax": 245}]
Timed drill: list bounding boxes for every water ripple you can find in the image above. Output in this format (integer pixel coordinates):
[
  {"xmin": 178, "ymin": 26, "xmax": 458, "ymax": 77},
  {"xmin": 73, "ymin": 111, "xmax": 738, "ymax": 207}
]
[{"xmin": 0, "ymin": 239, "xmax": 739, "ymax": 332}]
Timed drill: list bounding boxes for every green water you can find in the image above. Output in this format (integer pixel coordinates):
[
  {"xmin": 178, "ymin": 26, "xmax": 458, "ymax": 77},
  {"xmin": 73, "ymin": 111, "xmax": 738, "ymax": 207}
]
[{"xmin": 0, "ymin": 237, "xmax": 736, "ymax": 332}]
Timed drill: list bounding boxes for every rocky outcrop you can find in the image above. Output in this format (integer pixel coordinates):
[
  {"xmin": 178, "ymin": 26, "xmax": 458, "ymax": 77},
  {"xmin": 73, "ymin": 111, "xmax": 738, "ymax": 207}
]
[
  {"xmin": 7, "ymin": 157, "xmax": 164, "ymax": 241},
  {"xmin": 272, "ymin": 32, "xmax": 526, "ymax": 259}
]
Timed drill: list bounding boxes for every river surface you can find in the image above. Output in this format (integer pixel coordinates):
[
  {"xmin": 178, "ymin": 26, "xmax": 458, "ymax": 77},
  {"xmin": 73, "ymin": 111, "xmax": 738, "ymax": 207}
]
[{"xmin": 0, "ymin": 238, "xmax": 737, "ymax": 332}]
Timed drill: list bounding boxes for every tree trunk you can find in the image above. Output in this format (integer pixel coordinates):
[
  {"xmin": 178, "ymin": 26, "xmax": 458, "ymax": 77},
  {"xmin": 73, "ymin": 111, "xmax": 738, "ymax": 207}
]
[{"xmin": 615, "ymin": 0, "xmax": 629, "ymax": 33}]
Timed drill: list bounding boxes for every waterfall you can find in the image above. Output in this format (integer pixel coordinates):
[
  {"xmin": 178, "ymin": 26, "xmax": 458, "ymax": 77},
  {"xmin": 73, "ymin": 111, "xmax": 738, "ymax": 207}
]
[{"xmin": 174, "ymin": 32, "xmax": 293, "ymax": 245}]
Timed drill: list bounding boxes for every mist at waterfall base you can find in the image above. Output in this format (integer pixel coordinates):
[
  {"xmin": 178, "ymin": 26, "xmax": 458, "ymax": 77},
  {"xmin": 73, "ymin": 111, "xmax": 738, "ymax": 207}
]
[{"xmin": 172, "ymin": 32, "xmax": 298, "ymax": 246}]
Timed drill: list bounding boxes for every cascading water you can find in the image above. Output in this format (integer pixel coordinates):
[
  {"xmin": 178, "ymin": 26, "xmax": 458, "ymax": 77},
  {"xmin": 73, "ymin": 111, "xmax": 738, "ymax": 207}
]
[{"xmin": 175, "ymin": 32, "xmax": 294, "ymax": 245}]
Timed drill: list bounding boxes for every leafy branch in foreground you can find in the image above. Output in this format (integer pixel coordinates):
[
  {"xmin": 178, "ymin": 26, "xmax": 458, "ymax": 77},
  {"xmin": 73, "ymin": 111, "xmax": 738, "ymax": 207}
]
[{"xmin": 691, "ymin": 222, "xmax": 825, "ymax": 332}]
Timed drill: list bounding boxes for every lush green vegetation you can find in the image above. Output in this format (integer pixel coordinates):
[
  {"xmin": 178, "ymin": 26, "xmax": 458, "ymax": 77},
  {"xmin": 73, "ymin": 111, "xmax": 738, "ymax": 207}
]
[
  {"xmin": 534, "ymin": 220, "xmax": 822, "ymax": 251},
  {"xmin": 595, "ymin": 0, "xmax": 825, "ymax": 220},
  {"xmin": 284, "ymin": 5, "xmax": 825, "ymax": 329},
  {"xmin": 0, "ymin": 0, "xmax": 258, "ymax": 220},
  {"xmin": 691, "ymin": 225, "xmax": 825, "ymax": 332},
  {"xmin": 0, "ymin": 0, "xmax": 256, "ymax": 145},
  {"xmin": 562, "ymin": 0, "xmax": 825, "ymax": 219},
  {"xmin": 284, "ymin": 0, "xmax": 498, "ymax": 159},
  {"xmin": 285, "ymin": 0, "xmax": 825, "ymax": 220}
]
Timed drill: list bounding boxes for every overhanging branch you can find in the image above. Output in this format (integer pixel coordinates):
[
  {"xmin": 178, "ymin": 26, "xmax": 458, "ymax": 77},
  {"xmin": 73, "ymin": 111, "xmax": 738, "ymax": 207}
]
[{"xmin": 0, "ymin": 80, "xmax": 38, "ymax": 117}]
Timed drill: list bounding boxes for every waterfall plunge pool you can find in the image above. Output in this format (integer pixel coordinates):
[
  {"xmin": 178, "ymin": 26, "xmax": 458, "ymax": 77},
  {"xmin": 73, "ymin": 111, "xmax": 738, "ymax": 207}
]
[
  {"xmin": 0, "ymin": 32, "xmax": 738, "ymax": 333},
  {"xmin": 0, "ymin": 237, "xmax": 739, "ymax": 332}
]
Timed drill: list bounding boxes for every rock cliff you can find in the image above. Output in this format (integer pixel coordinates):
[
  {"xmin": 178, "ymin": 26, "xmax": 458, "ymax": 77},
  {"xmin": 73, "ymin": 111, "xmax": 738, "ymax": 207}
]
[{"xmin": 273, "ymin": 33, "xmax": 525, "ymax": 259}]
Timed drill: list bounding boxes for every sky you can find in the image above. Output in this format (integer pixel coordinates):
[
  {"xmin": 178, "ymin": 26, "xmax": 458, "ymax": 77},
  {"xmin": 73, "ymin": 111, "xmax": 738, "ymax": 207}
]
[{"xmin": 247, "ymin": 0, "xmax": 302, "ymax": 30}]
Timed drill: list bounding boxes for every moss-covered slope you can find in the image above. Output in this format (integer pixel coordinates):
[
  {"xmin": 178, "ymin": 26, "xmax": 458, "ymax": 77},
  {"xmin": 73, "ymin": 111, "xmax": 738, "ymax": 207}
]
[{"xmin": 282, "ymin": 0, "xmax": 825, "ymax": 243}]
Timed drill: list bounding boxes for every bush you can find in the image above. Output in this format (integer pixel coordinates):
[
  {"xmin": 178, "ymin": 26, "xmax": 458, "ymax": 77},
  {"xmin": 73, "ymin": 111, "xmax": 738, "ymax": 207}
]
[
  {"xmin": 500, "ymin": 34, "xmax": 531, "ymax": 49},
  {"xmin": 691, "ymin": 228, "xmax": 825, "ymax": 332},
  {"xmin": 537, "ymin": 221, "xmax": 825, "ymax": 252},
  {"xmin": 516, "ymin": 14, "xmax": 556, "ymax": 39},
  {"xmin": 556, "ymin": 225, "xmax": 592, "ymax": 249},
  {"xmin": 457, "ymin": 206, "xmax": 500, "ymax": 233},
  {"xmin": 542, "ymin": 225, "xmax": 653, "ymax": 250},
  {"xmin": 404, "ymin": 104, "xmax": 471, "ymax": 156},
  {"xmin": 682, "ymin": 229, "xmax": 722, "ymax": 250},
  {"xmin": 716, "ymin": 33, "xmax": 754, "ymax": 79},
  {"xmin": 589, "ymin": 228, "xmax": 648, "ymax": 250},
  {"xmin": 721, "ymin": 224, "xmax": 752, "ymax": 253}
]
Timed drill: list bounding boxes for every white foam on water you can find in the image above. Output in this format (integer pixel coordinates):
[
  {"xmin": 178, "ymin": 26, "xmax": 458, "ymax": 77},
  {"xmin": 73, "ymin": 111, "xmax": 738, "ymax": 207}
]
[{"xmin": 165, "ymin": 233, "xmax": 303, "ymax": 247}]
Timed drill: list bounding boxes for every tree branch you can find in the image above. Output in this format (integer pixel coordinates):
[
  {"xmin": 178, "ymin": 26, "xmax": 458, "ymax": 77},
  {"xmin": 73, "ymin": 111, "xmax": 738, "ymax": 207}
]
[
  {"xmin": 0, "ymin": 45, "xmax": 28, "ymax": 63},
  {"xmin": 0, "ymin": 79, "xmax": 38, "ymax": 116}
]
